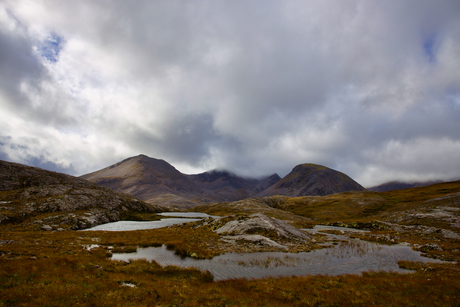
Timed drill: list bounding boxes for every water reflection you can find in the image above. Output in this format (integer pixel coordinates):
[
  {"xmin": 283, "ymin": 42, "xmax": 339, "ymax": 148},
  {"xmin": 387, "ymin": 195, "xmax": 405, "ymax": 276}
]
[
  {"xmin": 306, "ymin": 225, "xmax": 370, "ymax": 234},
  {"xmin": 327, "ymin": 240, "xmax": 381, "ymax": 258},
  {"xmin": 112, "ymin": 238, "xmax": 445, "ymax": 281},
  {"xmin": 158, "ymin": 212, "xmax": 216, "ymax": 218}
]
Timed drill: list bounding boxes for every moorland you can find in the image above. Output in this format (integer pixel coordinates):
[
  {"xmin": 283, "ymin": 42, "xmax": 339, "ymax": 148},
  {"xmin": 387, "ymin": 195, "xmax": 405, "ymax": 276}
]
[{"xmin": 1, "ymin": 158, "xmax": 460, "ymax": 306}]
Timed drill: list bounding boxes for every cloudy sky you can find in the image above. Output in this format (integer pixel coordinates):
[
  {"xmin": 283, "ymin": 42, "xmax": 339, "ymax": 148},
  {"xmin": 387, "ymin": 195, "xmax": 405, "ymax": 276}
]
[{"xmin": 1, "ymin": 0, "xmax": 460, "ymax": 187}]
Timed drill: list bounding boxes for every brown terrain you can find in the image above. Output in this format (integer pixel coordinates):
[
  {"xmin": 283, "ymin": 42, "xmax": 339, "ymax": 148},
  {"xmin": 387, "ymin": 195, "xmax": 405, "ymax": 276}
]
[
  {"xmin": 257, "ymin": 163, "xmax": 365, "ymax": 197},
  {"xmin": 0, "ymin": 159, "xmax": 163, "ymax": 231},
  {"xmin": 1, "ymin": 157, "xmax": 460, "ymax": 306},
  {"xmin": 81, "ymin": 155, "xmax": 365, "ymax": 209},
  {"xmin": 367, "ymin": 180, "xmax": 444, "ymax": 192}
]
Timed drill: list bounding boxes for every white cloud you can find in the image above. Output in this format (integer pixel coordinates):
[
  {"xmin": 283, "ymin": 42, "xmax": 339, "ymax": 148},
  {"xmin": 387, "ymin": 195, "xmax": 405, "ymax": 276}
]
[{"xmin": 0, "ymin": 0, "xmax": 459, "ymax": 186}]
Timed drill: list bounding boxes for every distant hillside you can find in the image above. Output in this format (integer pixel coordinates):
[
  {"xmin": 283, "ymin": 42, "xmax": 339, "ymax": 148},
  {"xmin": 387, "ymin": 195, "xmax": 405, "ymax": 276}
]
[
  {"xmin": 81, "ymin": 155, "xmax": 368, "ymax": 208},
  {"xmin": 187, "ymin": 170, "xmax": 281, "ymax": 201},
  {"xmin": 0, "ymin": 159, "xmax": 162, "ymax": 231},
  {"xmin": 187, "ymin": 169, "xmax": 258, "ymax": 191},
  {"xmin": 368, "ymin": 180, "xmax": 443, "ymax": 192},
  {"xmin": 81, "ymin": 155, "xmax": 282, "ymax": 207},
  {"xmin": 81, "ymin": 155, "xmax": 213, "ymax": 208},
  {"xmin": 258, "ymin": 163, "xmax": 365, "ymax": 197}
]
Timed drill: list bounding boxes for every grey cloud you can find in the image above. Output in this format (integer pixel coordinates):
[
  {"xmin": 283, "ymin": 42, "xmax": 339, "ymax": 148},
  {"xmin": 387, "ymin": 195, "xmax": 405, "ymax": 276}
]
[{"xmin": 1, "ymin": 0, "xmax": 460, "ymax": 186}]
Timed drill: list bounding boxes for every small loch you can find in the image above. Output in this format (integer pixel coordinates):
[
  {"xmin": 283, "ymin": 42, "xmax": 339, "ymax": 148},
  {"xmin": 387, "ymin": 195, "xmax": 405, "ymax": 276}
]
[
  {"xmin": 84, "ymin": 212, "xmax": 213, "ymax": 231},
  {"xmin": 111, "ymin": 225, "xmax": 446, "ymax": 281}
]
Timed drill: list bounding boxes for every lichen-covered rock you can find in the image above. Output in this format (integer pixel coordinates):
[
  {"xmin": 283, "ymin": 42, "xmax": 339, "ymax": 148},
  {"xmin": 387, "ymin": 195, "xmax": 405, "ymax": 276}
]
[
  {"xmin": 215, "ymin": 213, "xmax": 310, "ymax": 241},
  {"xmin": 195, "ymin": 213, "xmax": 314, "ymax": 253}
]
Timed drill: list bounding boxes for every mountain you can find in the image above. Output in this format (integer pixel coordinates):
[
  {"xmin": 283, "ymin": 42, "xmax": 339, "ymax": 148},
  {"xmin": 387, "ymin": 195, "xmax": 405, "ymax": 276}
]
[
  {"xmin": 187, "ymin": 170, "xmax": 281, "ymax": 201},
  {"xmin": 187, "ymin": 169, "xmax": 258, "ymax": 191},
  {"xmin": 80, "ymin": 154, "xmax": 213, "ymax": 208},
  {"xmin": 367, "ymin": 180, "xmax": 443, "ymax": 192},
  {"xmin": 81, "ymin": 155, "xmax": 282, "ymax": 206},
  {"xmin": 81, "ymin": 155, "xmax": 366, "ymax": 207},
  {"xmin": 258, "ymin": 163, "xmax": 365, "ymax": 197},
  {"xmin": 0, "ymin": 159, "xmax": 162, "ymax": 231}
]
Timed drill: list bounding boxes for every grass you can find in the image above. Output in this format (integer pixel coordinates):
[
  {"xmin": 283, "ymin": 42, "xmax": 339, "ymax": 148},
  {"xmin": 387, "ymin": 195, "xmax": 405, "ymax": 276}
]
[
  {"xmin": 255, "ymin": 180, "xmax": 460, "ymax": 225},
  {"xmin": 1, "ymin": 222, "xmax": 460, "ymax": 306},
  {"xmin": 1, "ymin": 180, "xmax": 460, "ymax": 306}
]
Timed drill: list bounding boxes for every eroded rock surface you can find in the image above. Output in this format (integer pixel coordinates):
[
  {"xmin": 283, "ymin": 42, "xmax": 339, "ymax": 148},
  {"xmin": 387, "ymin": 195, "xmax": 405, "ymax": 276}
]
[
  {"xmin": 215, "ymin": 213, "xmax": 310, "ymax": 240},
  {"xmin": 195, "ymin": 213, "xmax": 314, "ymax": 253}
]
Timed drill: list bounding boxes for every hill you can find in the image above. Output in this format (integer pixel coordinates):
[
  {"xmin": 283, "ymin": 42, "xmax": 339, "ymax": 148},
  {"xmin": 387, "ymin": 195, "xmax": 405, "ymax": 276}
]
[
  {"xmin": 258, "ymin": 163, "xmax": 365, "ymax": 197},
  {"xmin": 81, "ymin": 154, "xmax": 213, "ymax": 208},
  {"xmin": 81, "ymin": 156, "xmax": 369, "ymax": 208},
  {"xmin": 367, "ymin": 180, "xmax": 443, "ymax": 192},
  {"xmin": 187, "ymin": 170, "xmax": 281, "ymax": 201},
  {"xmin": 0, "ymin": 159, "xmax": 163, "ymax": 231},
  {"xmin": 81, "ymin": 155, "xmax": 282, "ymax": 207}
]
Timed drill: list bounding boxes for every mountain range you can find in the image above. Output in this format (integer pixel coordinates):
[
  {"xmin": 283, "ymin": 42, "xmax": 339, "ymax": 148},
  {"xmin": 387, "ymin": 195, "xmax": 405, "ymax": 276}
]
[
  {"xmin": 367, "ymin": 180, "xmax": 444, "ymax": 192},
  {"xmin": 80, "ymin": 154, "xmax": 365, "ymax": 208}
]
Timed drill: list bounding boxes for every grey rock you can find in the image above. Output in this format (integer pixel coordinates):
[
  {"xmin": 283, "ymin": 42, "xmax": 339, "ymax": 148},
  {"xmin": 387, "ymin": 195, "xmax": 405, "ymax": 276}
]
[
  {"xmin": 41, "ymin": 225, "xmax": 53, "ymax": 231},
  {"xmin": 222, "ymin": 235, "xmax": 288, "ymax": 249},
  {"xmin": 441, "ymin": 229, "xmax": 460, "ymax": 240},
  {"xmin": 215, "ymin": 213, "xmax": 310, "ymax": 241}
]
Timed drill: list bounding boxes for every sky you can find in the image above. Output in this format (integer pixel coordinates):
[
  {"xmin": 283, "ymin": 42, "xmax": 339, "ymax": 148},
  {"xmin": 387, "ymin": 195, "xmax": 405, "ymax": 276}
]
[{"xmin": 1, "ymin": 0, "xmax": 460, "ymax": 187}]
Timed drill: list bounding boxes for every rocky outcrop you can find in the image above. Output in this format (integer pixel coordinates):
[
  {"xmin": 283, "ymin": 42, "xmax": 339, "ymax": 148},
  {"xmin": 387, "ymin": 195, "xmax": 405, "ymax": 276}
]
[
  {"xmin": 196, "ymin": 213, "xmax": 313, "ymax": 253},
  {"xmin": 214, "ymin": 213, "xmax": 310, "ymax": 241},
  {"xmin": 0, "ymin": 159, "xmax": 164, "ymax": 230}
]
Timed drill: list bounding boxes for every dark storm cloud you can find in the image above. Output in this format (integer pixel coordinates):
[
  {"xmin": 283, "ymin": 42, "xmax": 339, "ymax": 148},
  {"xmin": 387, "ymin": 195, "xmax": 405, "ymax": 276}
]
[{"xmin": 1, "ymin": 1, "xmax": 460, "ymax": 186}]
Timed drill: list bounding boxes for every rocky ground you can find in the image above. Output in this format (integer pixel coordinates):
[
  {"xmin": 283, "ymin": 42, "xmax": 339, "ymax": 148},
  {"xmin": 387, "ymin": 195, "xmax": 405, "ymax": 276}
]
[
  {"xmin": 0, "ymin": 160, "xmax": 164, "ymax": 231},
  {"xmin": 189, "ymin": 213, "xmax": 318, "ymax": 254}
]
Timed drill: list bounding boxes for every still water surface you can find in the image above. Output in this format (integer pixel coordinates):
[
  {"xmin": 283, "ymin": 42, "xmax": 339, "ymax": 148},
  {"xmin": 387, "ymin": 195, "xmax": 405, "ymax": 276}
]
[
  {"xmin": 112, "ymin": 235, "xmax": 445, "ymax": 280},
  {"xmin": 158, "ymin": 212, "xmax": 216, "ymax": 218},
  {"xmin": 84, "ymin": 218, "xmax": 201, "ymax": 231},
  {"xmin": 84, "ymin": 212, "xmax": 213, "ymax": 231}
]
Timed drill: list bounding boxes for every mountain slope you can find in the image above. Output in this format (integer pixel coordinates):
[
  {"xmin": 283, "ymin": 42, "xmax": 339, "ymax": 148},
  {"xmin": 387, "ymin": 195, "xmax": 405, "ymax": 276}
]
[
  {"xmin": 187, "ymin": 169, "xmax": 258, "ymax": 191},
  {"xmin": 187, "ymin": 170, "xmax": 281, "ymax": 201},
  {"xmin": 81, "ymin": 154, "xmax": 215, "ymax": 208},
  {"xmin": 0, "ymin": 159, "xmax": 162, "ymax": 231},
  {"xmin": 258, "ymin": 163, "xmax": 365, "ymax": 197},
  {"xmin": 367, "ymin": 180, "xmax": 443, "ymax": 192}
]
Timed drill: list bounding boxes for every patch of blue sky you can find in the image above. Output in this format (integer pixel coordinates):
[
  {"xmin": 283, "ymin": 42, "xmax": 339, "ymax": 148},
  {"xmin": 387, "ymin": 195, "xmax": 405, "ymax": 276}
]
[
  {"xmin": 38, "ymin": 33, "xmax": 63, "ymax": 63},
  {"xmin": 447, "ymin": 92, "xmax": 460, "ymax": 111},
  {"xmin": 423, "ymin": 35, "xmax": 436, "ymax": 63}
]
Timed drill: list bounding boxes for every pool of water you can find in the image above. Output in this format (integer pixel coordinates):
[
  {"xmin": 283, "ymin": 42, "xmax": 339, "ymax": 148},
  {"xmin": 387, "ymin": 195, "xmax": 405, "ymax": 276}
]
[
  {"xmin": 83, "ymin": 212, "xmax": 216, "ymax": 231},
  {"xmin": 306, "ymin": 225, "xmax": 370, "ymax": 234},
  {"xmin": 83, "ymin": 218, "xmax": 201, "ymax": 231},
  {"xmin": 112, "ymin": 238, "xmax": 445, "ymax": 281},
  {"xmin": 158, "ymin": 212, "xmax": 216, "ymax": 218}
]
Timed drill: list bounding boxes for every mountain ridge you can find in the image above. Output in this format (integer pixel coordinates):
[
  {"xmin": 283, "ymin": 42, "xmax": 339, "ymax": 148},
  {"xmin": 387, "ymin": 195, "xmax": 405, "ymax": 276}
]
[
  {"xmin": 80, "ymin": 155, "xmax": 366, "ymax": 208},
  {"xmin": 258, "ymin": 163, "xmax": 365, "ymax": 197},
  {"xmin": 367, "ymin": 180, "xmax": 444, "ymax": 192}
]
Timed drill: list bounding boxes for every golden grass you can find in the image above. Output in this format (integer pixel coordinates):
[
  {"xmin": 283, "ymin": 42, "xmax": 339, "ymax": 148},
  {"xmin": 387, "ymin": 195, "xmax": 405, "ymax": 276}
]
[
  {"xmin": 262, "ymin": 180, "xmax": 460, "ymax": 224},
  {"xmin": 1, "ymin": 181, "xmax": 460, "ymax": 306},
  {"xmin": 1, "ymin": 224, "xmax": 459, "ymax": 306}
]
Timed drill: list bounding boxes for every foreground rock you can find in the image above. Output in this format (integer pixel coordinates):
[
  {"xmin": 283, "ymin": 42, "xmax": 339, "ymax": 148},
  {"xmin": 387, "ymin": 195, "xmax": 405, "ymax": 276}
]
[{"xmin": 194, "ymin": 213, "xmax": 315, "ymax": 253}]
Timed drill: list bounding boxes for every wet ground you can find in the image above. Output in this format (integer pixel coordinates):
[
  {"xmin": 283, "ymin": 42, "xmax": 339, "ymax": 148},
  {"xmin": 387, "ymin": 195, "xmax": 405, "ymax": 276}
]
[{"xmin": 112, "ymin": 225, "xmax": 447, "ymax": 280}]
